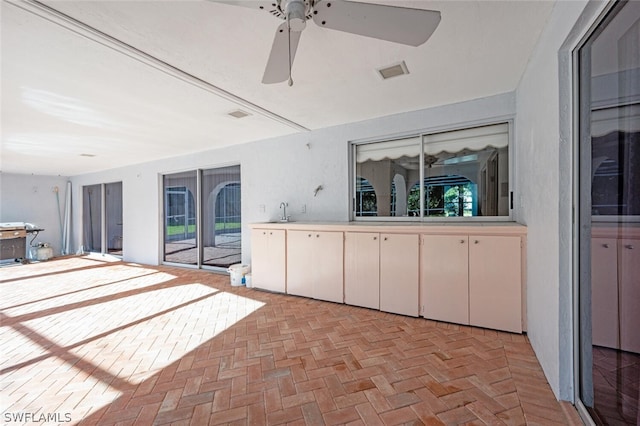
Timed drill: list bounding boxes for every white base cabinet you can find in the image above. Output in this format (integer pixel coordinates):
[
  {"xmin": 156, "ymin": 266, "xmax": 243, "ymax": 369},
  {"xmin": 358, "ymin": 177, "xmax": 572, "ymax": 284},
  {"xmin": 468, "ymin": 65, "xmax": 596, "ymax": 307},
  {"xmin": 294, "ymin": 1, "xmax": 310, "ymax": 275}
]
[
  {"xmin": 421, "ymin": 234, "xmax": 523, "ymax": 333},
  {"xmin": 468, "ymin": 235, "xmax": 522, "ymax": 333},
  {"xmin": 345, "ymin": 232, "xmax": 419, "ymax": 317},
  {"xmin": 251, "ymin": 222, "xmax": 526, "ymax": 333},
  {"xmin": 421, "ymin": 235, "xmax": 469, "ymax": 325},
  {"xmin": 251, "ymin": 228, "xmax": 286, "ymax": 293},
  {"xmin": 380, "ymin": 234, "xmax": 419, "ymax": 317},
  {"xmin": 344, "ymin": 232, "xmax": 380, "ymax": 310},
  {"xmin": 287, "ymin": 230, "xmax": 343, "ymax": 304}
]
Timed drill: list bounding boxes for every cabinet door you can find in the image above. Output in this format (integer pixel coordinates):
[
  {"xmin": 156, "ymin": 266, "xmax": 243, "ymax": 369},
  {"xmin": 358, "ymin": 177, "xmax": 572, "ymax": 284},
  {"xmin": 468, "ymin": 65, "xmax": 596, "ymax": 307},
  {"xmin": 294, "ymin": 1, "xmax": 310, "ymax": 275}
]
[
  {"xmin": 312, "ymin": 231, "xmax": 344, "ymax": 304},
  {"xmin": 251, "ymin": 229, "xmax": 286, "ymax": 293},
  {"xmin": 591, "ymin": 237, "xmax": 619, "ymax": 349},
  {"xmin": 287, "ymin": 230, "xmax": 314, "ymax": 298},
  {"xmin": 380, "ymin": 234, "xmax": 419, "ymax": 317},
  {"xmin": 619, "ymin": 239, "xmax": 640, "ymax": 353},
  {"xmin": 421, "ymin": 235, "xmax": 469, "ymax": 324},
  {"xmin": 345, "ymin": 232, "xmax": 380, "ymax": 309},
  {"xmin": 469, "ymin": 235, "xmax": 522, "ymax": 333}
]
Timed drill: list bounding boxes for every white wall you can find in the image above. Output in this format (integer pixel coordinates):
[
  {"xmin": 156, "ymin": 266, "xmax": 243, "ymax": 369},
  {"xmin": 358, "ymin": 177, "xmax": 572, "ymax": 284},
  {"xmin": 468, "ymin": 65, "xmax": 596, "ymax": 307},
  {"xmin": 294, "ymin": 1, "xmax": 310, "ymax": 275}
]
[
  {"xmin": 515, "ymin": 0, "xmax": 608, "ymax": 401},
  {"xmin": 0, "ymin": 173, "xmax": 71, "ymax": 257},
  {"xmin": 69, "ymin": 92, "xmax": 515, "ymax": 266}
]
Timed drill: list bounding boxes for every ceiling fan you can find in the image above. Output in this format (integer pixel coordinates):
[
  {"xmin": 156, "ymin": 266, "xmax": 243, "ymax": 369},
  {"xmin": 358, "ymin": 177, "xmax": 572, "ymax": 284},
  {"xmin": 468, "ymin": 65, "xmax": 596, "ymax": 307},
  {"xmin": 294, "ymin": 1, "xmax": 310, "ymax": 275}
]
[{"xmin": 215, "ymin": 0, "xmax": 441, "ymax": 85}]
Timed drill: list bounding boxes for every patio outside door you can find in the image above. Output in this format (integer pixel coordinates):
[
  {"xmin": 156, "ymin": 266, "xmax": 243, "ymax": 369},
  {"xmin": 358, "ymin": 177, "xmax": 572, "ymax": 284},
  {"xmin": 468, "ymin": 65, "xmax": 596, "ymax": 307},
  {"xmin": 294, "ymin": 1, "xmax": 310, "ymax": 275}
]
[
  {"xmin": 163, "ymin": 166, "xmax": 241, "ymax": 269},
  {"xmin": 576, "ymin": 2, "xmax": 639, "ymax": 424}
]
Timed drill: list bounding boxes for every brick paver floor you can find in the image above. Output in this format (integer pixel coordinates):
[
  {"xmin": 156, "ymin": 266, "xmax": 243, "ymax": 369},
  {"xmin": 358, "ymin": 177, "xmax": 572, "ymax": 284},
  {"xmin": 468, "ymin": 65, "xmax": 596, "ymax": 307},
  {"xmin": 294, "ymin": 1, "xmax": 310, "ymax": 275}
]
[{"xmin": 1, "ymin": 255, "xmax": 582, "ymax": 425}]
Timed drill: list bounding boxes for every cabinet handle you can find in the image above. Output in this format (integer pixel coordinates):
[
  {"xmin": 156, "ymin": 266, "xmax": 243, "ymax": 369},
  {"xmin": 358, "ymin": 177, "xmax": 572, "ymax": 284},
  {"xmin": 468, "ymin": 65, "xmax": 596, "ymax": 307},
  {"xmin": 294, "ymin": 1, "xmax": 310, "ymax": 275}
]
[
  {"xmin": 270, "ymin": 232, "xmax": 273, "ymax": 235},
  {"xmin": 373, "ymin": 236, "xmax": 377, "ymax": 240},
  {"xmin": 474, "ymin": 240, "xmax": 479, "ymax": 244},
  {"xmin": 384, "ymin": 237, "xmax": 388, "ymax": 241},
  {"xmin": 460, "ymin": 239, "xmax": 465, "ymax": 244},
  {"xmin": 263, "ymin": 231, "xmax": 266, "ymax": 235},
  {"xmin": 603, "ymin": 243, "xmax": 609, "ymax": 248},
  {"xmin": 626, "ymin": 244, "xmax": 634, "ymax": 250},
  {"xmin": 308, "ymin": 234, "xmax": 312, "ymax": 237}
]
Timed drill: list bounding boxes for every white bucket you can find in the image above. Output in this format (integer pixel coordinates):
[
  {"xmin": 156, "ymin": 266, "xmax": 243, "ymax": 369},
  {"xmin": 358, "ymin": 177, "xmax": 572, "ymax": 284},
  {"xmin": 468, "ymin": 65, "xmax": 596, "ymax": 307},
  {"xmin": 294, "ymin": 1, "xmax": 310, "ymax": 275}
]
[
  {"xmin": 245, "ymin": 273, "xmax": 252, "ymax": 288},
  {"xmin": 227, "ymin": 264, "xmax": 250, "ymax": 286}
]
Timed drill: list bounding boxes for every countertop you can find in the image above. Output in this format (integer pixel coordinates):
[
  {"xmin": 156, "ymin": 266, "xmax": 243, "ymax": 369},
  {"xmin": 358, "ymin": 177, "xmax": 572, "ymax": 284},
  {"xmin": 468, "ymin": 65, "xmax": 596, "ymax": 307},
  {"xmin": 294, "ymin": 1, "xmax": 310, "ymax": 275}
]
[{"xmin": 250, "ymin": 221, "xmax": 527, "ymax": 236}]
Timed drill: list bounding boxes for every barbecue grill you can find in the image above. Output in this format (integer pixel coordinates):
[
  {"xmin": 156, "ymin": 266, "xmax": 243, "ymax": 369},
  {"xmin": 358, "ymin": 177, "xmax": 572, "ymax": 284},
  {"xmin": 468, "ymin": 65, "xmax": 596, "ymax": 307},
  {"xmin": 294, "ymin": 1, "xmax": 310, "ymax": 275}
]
[{"xmin": 0, "ymin": 222, "xmax": 45, "ymax": 262}]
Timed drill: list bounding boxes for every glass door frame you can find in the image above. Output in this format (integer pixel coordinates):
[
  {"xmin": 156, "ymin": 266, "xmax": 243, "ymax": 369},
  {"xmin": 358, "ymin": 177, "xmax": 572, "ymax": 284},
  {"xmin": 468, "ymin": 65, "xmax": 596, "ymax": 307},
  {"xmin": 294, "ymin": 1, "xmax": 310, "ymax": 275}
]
[{"xmin": 572, "ymin": 0, "xmax": 635, "ymax": 423}]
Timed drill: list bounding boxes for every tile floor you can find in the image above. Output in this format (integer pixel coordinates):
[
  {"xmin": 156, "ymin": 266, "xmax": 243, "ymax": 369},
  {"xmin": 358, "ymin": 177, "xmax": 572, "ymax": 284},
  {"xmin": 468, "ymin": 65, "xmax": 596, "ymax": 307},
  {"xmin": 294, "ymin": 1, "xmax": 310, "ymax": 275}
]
[{"xmin": 1, "ymin": 255, "xmax": 583, "ymax": 425}]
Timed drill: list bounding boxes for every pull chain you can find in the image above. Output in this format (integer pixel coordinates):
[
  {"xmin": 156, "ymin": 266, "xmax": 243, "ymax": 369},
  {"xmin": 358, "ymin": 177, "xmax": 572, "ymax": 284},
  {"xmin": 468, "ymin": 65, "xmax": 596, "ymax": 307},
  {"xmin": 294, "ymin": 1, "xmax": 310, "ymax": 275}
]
[{"xmin": 287, "ymin": 18, "xmax": 293, "ymax": 86}]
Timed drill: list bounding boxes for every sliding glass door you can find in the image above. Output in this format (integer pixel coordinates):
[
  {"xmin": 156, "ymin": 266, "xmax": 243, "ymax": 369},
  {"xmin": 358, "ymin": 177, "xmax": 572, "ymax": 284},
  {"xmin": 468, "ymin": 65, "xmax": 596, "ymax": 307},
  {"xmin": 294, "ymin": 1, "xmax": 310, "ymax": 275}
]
[
  {"xmin": 82, "ymin": 184, "xmax": 102, "ymax": 253},
  {"xmin": 201, "ymin": 166, "xmax": 241, "ymax": 268},
  {"xmin": 106, "ymin": 182, "xmax": 123, "ymax": 255},
  {"xmin": 163, "ymin": 171, "xmax": 198, "ymax": 265},
  {"xmin": 577, "ymin": 2, "xmax": 639, "ymax": 424},
  {"xmin": 82, "ymin": 182, "xmax": 123, "ymax": 255},
  {"xmin": 163, "ymin": 165, "xmax": 241, "ymax": 269}
]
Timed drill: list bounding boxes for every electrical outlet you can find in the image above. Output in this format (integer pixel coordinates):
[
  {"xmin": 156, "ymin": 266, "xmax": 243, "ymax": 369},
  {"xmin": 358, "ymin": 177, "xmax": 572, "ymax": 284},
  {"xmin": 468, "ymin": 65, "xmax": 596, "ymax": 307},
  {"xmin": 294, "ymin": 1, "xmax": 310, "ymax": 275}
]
[
  {"xmin": 300, "ymin": 204, "xmax": 306, "ymax": 214},
  {"xmin": 259, "ymin": 204, "xmax": 265, "ymax": 213}
]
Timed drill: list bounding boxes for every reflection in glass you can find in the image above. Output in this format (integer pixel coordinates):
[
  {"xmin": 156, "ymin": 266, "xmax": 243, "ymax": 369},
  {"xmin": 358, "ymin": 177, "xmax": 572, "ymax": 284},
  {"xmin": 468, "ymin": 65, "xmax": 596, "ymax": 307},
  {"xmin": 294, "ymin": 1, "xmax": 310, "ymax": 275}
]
[
  {"xmin": 578, "ymin": 1, "xmax": 639, "ymax": 424},
  {"xmin": 423, "ymin": 124, "xmax": 509, "ymax": 217},
  {"xmin": 356, "ymin": 137, "xmax": 420, "ymax": 217},
  {"xmin": 354, "ymin": 124, "xmax": 509, "ymax": 218}
]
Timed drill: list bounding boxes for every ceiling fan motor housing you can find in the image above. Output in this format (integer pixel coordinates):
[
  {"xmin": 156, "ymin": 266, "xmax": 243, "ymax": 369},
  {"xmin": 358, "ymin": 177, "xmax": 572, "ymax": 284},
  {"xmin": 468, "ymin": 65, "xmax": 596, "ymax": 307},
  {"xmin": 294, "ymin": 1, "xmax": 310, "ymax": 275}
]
[{"xmin": 283, "ymin": 0, "xmax": 308, "ymax": 31}]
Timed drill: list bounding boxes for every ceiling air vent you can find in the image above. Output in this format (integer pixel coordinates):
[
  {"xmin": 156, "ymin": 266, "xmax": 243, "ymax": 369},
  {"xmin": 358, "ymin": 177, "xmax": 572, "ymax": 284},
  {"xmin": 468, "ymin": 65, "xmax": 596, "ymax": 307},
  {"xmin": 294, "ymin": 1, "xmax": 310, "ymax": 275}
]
[
  {"xmin": 377, "ymin": 61, "xmax": 410, "ymax": 80},
  {"xmin": 228, "ymin": 109, "xmax": 251, "ymax": 119}
]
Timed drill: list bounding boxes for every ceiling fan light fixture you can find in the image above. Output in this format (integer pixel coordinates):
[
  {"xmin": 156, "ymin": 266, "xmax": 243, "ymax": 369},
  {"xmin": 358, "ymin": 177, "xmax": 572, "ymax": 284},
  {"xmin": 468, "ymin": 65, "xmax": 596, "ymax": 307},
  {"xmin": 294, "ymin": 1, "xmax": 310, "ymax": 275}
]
[
  {"xmin": 376, "ymin": 61, "xmax": 410, "ymax": 80},
  {"xmin": 228, "ymin": 109, "xmax": 251, "ymax": 119}
]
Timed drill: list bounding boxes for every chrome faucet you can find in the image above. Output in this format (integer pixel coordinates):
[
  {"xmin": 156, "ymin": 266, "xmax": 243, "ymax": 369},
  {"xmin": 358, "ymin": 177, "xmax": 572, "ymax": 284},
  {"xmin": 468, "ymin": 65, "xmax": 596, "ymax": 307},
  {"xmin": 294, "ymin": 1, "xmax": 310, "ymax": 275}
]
[{"xmin": 279, "ymin": 202, "xmax": 290, "ymax": 222}]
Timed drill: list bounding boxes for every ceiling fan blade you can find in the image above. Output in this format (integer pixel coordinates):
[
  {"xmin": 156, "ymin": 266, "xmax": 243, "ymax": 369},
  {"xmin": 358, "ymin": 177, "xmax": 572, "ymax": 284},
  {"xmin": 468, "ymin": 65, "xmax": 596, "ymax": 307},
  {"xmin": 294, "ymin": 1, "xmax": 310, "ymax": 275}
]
[
  {"xmin": 212, "ymin": 1, "xmax": 278, "ymax": 13},
  {"xmin": 262, "ymin": 22, "xmax": 302, "ymax": 84},
  {"xmin": 312, "ymin": 0, "xmax": 441, "ymax": 47}
]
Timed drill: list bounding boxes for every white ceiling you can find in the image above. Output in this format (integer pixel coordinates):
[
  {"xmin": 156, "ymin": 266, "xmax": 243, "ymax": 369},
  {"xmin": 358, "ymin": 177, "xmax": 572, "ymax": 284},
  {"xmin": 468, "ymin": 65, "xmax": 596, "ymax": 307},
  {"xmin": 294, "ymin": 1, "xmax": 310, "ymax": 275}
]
[{"xmin": 1, "ymin": 0, "xmax": 555, "ymax": 176}]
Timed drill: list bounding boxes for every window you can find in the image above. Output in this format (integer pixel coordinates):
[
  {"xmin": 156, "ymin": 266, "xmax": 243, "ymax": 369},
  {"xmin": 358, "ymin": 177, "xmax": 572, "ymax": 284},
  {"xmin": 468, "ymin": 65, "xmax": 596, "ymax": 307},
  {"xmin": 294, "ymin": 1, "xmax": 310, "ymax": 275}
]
[{"xmin": 353, "ymin": 123, "xmax": 510, "ymax": 219}]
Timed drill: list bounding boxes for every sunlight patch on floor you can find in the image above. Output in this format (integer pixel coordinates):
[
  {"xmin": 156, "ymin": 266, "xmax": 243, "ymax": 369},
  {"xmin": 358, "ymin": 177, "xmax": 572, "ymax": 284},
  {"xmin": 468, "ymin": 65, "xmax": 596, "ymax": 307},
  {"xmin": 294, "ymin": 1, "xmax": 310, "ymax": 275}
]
[
  {"xmin": 65, "ymin": 285, "xmax": 266, "ymax": 384},
  {"xmin": 0, "ymin": 257, "xmax": 104, "ymax": 281},
  {"xmin": 1, "ymin": 261, "xmax": 265, "ymax": 423},
  {"xmin": 1, "ymin": 265, "xmax": 176, "ymax": 317}
]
